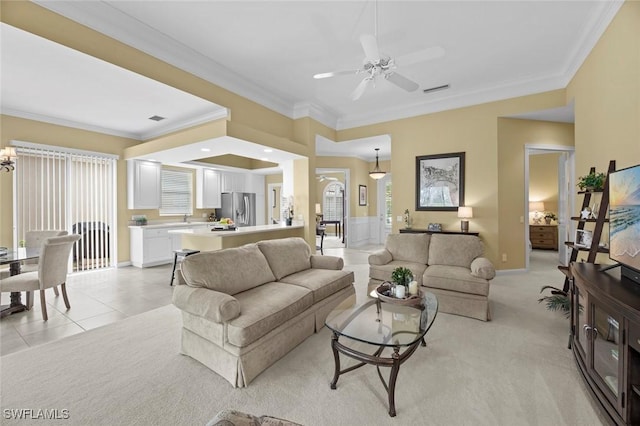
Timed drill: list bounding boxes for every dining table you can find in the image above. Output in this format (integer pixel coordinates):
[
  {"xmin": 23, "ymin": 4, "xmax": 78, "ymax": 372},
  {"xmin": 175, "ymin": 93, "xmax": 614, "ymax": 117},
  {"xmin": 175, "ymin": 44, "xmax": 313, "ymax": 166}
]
[{"xmin": 0, "ymin": 247, "xmax": 40, "ymax": 318}]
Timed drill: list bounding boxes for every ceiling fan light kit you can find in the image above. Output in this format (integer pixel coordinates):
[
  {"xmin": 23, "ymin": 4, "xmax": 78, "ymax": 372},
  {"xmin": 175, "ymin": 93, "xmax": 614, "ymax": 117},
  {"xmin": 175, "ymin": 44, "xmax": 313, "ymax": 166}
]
[{"xmin": 369, "ymin": 148, "xmax": 386, "ymax": 180}]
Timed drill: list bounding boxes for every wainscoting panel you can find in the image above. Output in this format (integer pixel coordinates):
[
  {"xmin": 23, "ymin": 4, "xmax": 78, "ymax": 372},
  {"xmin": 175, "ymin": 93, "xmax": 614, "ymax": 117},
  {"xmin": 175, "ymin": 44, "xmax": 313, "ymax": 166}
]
[{"xmin": 348, "ymin": 216, "xmax": 379, "ymax": 247}]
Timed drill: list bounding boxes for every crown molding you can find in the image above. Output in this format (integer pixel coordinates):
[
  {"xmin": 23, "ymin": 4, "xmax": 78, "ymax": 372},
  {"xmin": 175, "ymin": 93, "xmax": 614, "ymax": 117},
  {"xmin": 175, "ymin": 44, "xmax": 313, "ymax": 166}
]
[
  {"xmin": 34, "ymin": 1, "xmax": 296, "ymax": 119},
  {"xmin": 559, "ymin": 0, "xmax": 624, "ymax": 86},
  {"xmin": 336, "ymin": 74, "xmax": 567, "ymax": 130},
  {"xmin": 140, "ymin": 108, "xmax": 229, "ymax": 141},
  {"xmin": 1, "ymin": 108, "xmax": 141, "ymax": 139},
  {"xmin": 33, "ymin": 0, "xmax": 623, "ymax": 134},
  {"xmin": 292, "ymin": 102, "xmax": 339, "ymax": 129}
]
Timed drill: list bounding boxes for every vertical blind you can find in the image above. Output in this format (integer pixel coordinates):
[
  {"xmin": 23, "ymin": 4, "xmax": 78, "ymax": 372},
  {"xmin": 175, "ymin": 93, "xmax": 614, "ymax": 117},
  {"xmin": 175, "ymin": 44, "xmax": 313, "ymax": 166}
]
[
  {"xmin": 14, "ymin": 144, "xmax": 117, "ymax": 272},
  {"xmin": 159, "ymin": 169, "xmax": 193, "ymax": 216}
]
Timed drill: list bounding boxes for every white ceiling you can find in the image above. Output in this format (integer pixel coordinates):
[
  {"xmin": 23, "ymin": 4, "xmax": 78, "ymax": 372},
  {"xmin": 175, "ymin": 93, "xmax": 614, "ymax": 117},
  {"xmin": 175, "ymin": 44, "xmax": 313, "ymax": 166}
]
[{"xmin": 0, "ymin": 1, "xmax": 623, "ymax": 167}]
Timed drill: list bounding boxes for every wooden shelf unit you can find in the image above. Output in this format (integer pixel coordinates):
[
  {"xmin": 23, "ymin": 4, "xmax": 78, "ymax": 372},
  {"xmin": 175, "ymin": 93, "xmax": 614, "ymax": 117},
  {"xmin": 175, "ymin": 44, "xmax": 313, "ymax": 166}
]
[{"xmin": 559, "ymin": 161, "xmax": 616, "ymax": 291}]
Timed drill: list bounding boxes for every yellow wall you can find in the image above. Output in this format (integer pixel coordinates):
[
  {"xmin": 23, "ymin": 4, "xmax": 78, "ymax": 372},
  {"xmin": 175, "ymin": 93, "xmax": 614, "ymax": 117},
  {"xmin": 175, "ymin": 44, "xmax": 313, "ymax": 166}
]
[
  {"xmin": 0, "ymin": 115, "xmax": 139, "ymax": 260},
  {"xmin": 529, "ymin": 152, "xmax": 561, "ymax": 220},
  {"xmin": 2, "ymin": 1, "xmax": 638, "ymax": 270},
  {"xmin": 497, "ymin": 119, "xmax": 574, "ymax": 269},
  {"xmin": 566, "ymin": 0, "xmax": 640, "ymax": 263}
]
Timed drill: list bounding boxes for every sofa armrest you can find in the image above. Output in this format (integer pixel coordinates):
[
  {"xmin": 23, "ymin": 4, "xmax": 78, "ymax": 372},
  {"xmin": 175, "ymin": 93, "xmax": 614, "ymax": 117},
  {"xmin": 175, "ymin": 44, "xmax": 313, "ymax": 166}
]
[
  {"xmin": 368, "ymin": 249, "xmax": 392, "ymax": 265},
  {"xmin": 172, "ymin": 284, "xmax": 240, "ymax": 323},
  {"xmin": 310, "ymin": 255, "xmax": 344, "ymax": 270},
  {"xmin": 470, "ymin": 257, "xmax": 496, "ymax": 280}
]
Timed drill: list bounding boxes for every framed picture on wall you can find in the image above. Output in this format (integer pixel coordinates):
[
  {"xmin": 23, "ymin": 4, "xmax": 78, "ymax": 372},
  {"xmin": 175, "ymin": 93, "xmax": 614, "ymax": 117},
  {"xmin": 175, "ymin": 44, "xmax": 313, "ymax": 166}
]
[
  {"xmin": 359, "ymin": 185, "xmax": 367, "ymax": 206},
  {"xmin": 415, "ymin": 152, "xmax": 465, "ymax": 211}
]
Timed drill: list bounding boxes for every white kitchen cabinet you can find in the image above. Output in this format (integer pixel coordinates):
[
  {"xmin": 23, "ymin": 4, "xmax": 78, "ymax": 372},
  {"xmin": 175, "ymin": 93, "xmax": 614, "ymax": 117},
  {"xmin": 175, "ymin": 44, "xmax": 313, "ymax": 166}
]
[
  {"xmin": 127, "ymin": 159, "xmax": 161, "ymax": 209},
  {"xmin": 130, "ymin": 227, "xmax": 182, "ymax": 268},
  {"xmin": 220, "ymin": 171, "xmax": 246, "ymax": 193},
  {"xmin": 196, "ymin": 168, "xmax": 221, "ymax": 208}
]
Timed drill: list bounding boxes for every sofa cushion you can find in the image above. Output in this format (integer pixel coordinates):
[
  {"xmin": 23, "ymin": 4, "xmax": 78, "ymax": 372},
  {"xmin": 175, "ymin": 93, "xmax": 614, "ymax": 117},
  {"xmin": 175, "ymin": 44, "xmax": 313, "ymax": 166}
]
[
  {"xmin": 423, "ymin": 264, "xmax": 490, "ymax": 296},
  {"xmin": 427, "ymin": 234, "xmax": 484, "ymax": 268},
  {"xmin": 278, "ymin": 269, "xmax": 354, "ymax": 304},
  {"xmin": 369, "ymin": 261, "xmax": 427, "ymax": 286},
  {"xmin": 386, "ymin": 233, "xmax": 430, "ymax": 264},
  {"xmin": 257, "ymin": 237, "xmax": 311, "ymax": 280},
  {"xmin": 181, "ymin": 244, "xmax": 276, "ymax": 295},
  {"xmin": 227, "ymin": 282, "xmax": 314, "ymax": 347}
]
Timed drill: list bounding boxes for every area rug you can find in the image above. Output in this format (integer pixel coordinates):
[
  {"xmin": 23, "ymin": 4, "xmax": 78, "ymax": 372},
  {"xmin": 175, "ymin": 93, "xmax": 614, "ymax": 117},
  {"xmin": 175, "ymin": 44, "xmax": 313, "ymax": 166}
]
[{"xmin": 1, "ymin": 280, "xmax": 605, "ymax": 425}]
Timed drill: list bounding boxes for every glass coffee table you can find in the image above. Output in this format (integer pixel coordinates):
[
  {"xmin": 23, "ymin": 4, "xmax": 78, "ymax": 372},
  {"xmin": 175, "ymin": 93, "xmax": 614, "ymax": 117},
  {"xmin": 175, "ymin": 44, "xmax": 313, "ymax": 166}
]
[{"xmin": 325, "ymin": 291, "xmax": 438, "ymax": 417}]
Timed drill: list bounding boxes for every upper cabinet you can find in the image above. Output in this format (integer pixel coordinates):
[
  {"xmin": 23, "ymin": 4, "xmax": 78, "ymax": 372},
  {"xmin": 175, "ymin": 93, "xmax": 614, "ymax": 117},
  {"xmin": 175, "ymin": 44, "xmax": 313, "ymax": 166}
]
[
  {"xmin": 127, "ymin": 160, "xmax": 161, "ymax": 209},
  {"xmin": 196, "ymin": 168, "xmax": 221, "ymax": 209},
  {"xmin": 220, "ymin": 171, "xmax": 246, "ymax": 193}
]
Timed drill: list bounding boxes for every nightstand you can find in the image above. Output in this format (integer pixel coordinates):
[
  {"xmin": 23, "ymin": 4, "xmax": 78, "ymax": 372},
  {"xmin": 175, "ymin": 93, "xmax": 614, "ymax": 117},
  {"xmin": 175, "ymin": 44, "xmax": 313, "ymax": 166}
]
[{"xmin": 530, "ymin": 224, "xmax": 558, "ymax": 250}]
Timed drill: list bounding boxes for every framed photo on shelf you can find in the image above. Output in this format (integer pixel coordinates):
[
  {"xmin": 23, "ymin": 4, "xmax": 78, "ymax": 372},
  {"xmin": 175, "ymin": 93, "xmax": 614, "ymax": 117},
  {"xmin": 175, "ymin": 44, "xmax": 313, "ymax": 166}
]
[
  {"xmin": 359, "ymin": 185, "xmax": 367, "ymax": 206},
  {"xmin": 428, "ymin": 223, "xmax": 442, "ymax": 232},
  {"xmin": 415, "ymin": 152, "xmax": 465, "ymax": 211},
  {"xmin": 575, "ymin": 229, "xmax": 593, "ymax": 248}
]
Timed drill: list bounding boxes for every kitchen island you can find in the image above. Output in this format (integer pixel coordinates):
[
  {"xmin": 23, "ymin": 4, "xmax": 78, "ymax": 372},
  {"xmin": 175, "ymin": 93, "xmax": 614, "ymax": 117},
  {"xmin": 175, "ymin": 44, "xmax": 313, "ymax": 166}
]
[{"xmin": 169, "ymin": 222, "xmax": 305, "ymax": 252}]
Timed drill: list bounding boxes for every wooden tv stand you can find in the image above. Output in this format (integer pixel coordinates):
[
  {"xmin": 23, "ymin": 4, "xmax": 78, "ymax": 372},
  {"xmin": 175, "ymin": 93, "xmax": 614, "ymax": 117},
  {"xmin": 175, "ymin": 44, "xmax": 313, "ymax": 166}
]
[{"xmin": 570, "ymin": 262, "xmax": 640, "ymax": 425}]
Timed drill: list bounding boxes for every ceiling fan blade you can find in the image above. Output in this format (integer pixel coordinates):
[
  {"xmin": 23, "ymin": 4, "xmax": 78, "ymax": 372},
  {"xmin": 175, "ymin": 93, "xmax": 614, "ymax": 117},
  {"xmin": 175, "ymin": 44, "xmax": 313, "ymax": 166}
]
[
  {"xmin": 313, "ymin": 69, "xmax": 360, "ymax": 79},
  {"xmin": 386, "ymin": 72, "xmax": 419, "ymax": 92},
  {"xmin": 360, "ymin": 34, "xmax": 380, "ymax": 63},
  {"xmin": 395, "ymin": 46, "xmax": 445, "ymax": 67},
  {"xmin": 350, "ymin": 78, "xmax": 371, "ymax": 101}
]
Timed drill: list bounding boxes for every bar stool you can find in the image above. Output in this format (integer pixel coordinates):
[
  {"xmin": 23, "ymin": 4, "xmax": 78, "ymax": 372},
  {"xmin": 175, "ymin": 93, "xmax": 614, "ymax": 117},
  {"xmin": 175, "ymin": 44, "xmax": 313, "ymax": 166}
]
[{"xmin": 170, "ymin": 249, "xmax": 200, "ymax": 286}]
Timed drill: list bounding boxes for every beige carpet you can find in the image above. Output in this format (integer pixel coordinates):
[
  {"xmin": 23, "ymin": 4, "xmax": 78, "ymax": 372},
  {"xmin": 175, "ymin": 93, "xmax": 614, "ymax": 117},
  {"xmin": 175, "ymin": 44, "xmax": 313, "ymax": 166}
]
[{"xmin": 1, "ymin": 261, "xmax": 606, "ymax": 426}]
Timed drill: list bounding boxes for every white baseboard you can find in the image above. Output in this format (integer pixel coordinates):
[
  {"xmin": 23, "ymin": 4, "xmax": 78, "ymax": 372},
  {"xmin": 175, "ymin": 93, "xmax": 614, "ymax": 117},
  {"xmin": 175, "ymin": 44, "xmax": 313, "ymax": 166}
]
[
  {"xmin": 117, "ymin": 261, "xmax": 132, "ymax": 268},
  {"xmin": 495, "ymin": 268, "xmax": 528, "ymax": 275}
]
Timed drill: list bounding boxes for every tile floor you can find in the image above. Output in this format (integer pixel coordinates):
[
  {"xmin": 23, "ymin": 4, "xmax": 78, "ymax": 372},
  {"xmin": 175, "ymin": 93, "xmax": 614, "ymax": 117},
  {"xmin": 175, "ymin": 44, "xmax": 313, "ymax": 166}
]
[
  {"xmin": 1, "ymin": 240, "xmax": 559, "ymax": 358},
  {"xmin": 0, "ymin": 237, "xmax": 375, "ymax": 357}
]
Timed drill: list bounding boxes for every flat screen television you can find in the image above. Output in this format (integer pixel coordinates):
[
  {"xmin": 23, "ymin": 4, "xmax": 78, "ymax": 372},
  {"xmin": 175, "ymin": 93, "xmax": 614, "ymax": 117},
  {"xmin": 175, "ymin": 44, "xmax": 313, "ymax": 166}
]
[{"xmin": 608, "ymin": 163, "xmax": 640, "ymax": 284}]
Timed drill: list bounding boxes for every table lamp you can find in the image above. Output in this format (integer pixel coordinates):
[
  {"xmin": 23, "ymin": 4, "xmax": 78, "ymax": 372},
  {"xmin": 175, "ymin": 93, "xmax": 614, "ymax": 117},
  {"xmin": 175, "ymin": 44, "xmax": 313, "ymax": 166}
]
[
  {"xmin": 529, "ymin": 201, "xmax": 545, "ymax": 224},
  {"xmin": 458, "ymin": 206, "xmax": 473, "ymax": 232}
]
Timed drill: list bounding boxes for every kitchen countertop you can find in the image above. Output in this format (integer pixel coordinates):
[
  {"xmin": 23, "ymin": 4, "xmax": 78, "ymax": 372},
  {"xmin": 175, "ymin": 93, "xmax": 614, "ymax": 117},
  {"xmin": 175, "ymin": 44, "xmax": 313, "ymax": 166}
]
[
  {"xmin": 128, "ymin": 222, "xmax": 211, "ymax": 229},
  {"xmin": 168, "ymin": 222, "xmax": 304, "ymax": 237}
]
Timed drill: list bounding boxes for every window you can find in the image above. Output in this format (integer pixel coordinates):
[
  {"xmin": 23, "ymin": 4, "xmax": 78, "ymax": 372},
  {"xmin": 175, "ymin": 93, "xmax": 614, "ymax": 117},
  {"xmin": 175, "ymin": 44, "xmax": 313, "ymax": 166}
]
[
  {"xmin": 323, "ymin": 182, "xmax": 344, "ymax": 221},
  {"xmin": 160, "ymin": 169, "xmax": 193, "ymax": 216},
  {"xmin": 14, "ymin": 143, "xmax": 117, "ymax": 272}
]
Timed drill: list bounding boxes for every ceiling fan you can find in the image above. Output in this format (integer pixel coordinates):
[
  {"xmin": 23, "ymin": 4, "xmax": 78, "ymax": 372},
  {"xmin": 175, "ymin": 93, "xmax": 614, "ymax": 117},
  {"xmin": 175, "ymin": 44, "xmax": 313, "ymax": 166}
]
[
  {"xmin": 313, "ymin": 2, "xmax": 445, "ymax": 100},
  {"xmin": 317, "ymin": 175, "xmax": 339, "ymax": 182}
]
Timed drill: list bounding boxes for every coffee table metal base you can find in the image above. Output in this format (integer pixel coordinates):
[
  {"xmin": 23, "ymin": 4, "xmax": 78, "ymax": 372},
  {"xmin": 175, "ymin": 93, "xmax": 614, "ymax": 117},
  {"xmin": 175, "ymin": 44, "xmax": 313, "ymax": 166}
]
[{"xmin": 329, "ymin": 331, "xmax": 426, "ymax": 417}]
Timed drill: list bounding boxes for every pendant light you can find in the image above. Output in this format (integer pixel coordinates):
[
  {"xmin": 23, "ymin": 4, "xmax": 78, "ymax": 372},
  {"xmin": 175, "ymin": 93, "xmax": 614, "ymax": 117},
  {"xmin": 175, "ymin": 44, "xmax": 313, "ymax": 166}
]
[{"xmin": 369, "ymin": 148, "xmax": 386, "ymax": 180}]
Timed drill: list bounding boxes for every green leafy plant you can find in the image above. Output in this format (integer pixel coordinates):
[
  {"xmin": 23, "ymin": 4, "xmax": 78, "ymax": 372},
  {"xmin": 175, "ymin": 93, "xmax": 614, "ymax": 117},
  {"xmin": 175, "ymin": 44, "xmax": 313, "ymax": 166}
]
[
  {"xmin": 577, "ymin": 172, "xmax": 606, "ymax": 191},
  {"xmin": 538, "ymin": 285, "xmax": 575, "ymax": 318},
  {"xmin": 391, "ymin": 267, "xmax": 413, "ymax": 287},
  {"xmin": 544, "ymin": 212, "xmax": 557, "ymax": 220}
]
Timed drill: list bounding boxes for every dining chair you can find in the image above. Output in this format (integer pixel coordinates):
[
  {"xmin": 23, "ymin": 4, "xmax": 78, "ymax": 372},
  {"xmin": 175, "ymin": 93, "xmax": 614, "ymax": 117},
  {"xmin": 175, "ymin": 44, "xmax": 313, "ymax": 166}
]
[
  {"xmin": 0, "ymin": 234, "xmax": 81, "ymax": 321},
  {"xmin": 22, "ymin": 230, "xmax": 68, "ymax": 296}
]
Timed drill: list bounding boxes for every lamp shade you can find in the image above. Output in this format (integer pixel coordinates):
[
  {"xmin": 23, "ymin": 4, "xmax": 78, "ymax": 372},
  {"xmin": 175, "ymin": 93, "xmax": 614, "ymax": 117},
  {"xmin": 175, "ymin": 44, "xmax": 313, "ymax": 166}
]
[
  {"xmin": 315, "ymin": 203, "xmax": 322, "ymax": 214},
  {"xmin": 529, "ymin": 201, "xmax": 545, "ymax": 212},
  {"xmin": 0, "ymin": 147, "xmax": 17, "ymax": 158},
  {"xmin": 457, "ymin": 206, "xmax": 473, "ymax": 219}
]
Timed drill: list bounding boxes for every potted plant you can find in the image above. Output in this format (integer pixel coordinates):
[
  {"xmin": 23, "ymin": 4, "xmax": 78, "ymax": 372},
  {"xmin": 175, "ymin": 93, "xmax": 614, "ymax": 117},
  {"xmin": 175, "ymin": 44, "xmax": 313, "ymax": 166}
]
[
  {"xmin": 544, "ymin": 212, "xmax": 557, "ymax": 224},
  {"xmin": 538, "ymin": 286, "xmax": 570, "ymax": 318},
  {"xmin": 577, "ymin": 172, "xmax": 606, "ymax": 191},
  {"xmin": 391, "ymin": 267, "xmax": 413, "ymax": 295}
]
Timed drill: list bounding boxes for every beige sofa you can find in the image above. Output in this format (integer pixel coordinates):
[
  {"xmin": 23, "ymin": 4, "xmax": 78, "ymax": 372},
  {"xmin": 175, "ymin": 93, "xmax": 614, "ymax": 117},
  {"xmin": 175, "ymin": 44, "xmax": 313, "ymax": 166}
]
[
  {"xmin": 369, "ymin": 233, "xmax": 495, "ymax": 321},
  {"xmin": 172, "ymin": 237, "xmax": 355, "ymax": 387}
]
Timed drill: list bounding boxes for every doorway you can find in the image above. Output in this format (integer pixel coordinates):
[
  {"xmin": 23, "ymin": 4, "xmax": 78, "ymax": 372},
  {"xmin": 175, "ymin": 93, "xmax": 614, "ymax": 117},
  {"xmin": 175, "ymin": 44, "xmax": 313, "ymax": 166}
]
[
  {"xmin": 315, "ymin": 169, "xmax": 348, "ymax": 249},
  {"xmin": 524, "ymin": 145, "xmax": 575, "ymax": 271}
]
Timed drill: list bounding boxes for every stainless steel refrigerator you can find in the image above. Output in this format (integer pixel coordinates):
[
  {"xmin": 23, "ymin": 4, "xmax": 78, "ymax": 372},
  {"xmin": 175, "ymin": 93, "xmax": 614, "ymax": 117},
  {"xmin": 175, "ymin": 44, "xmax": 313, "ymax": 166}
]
[{"xmin": 218, "ymin": 192, "xmax": 256, "ymax": 227}]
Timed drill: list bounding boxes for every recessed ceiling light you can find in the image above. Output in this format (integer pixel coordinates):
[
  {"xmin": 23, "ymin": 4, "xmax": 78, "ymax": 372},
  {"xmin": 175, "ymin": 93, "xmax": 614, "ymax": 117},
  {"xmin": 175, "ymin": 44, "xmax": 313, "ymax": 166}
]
[
  {"xmin": 201, "ymin": 148, "xmax": 211, "ymax": 152},
  {"xmin": 148, "ymin": 115, "xmax": 166, "ymax": 121},
  {"xmin": 264, "ymin": 149, "xmax": 273, "ymax": 153}
]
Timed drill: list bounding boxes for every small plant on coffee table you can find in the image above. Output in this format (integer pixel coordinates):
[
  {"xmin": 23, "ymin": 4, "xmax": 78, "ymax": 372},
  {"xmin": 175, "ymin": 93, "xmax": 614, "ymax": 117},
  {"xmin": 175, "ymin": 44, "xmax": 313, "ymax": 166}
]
[{"xmin": 391, "ymin": 267, "xmax": 413, "ymax": 289}]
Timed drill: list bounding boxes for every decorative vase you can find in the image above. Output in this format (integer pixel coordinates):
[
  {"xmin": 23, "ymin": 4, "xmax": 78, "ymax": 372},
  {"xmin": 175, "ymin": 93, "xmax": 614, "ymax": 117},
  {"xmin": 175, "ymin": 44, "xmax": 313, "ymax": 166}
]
[{"xmin": 545, "ymin": 218, "xmax": 552, "ymax": 225}]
